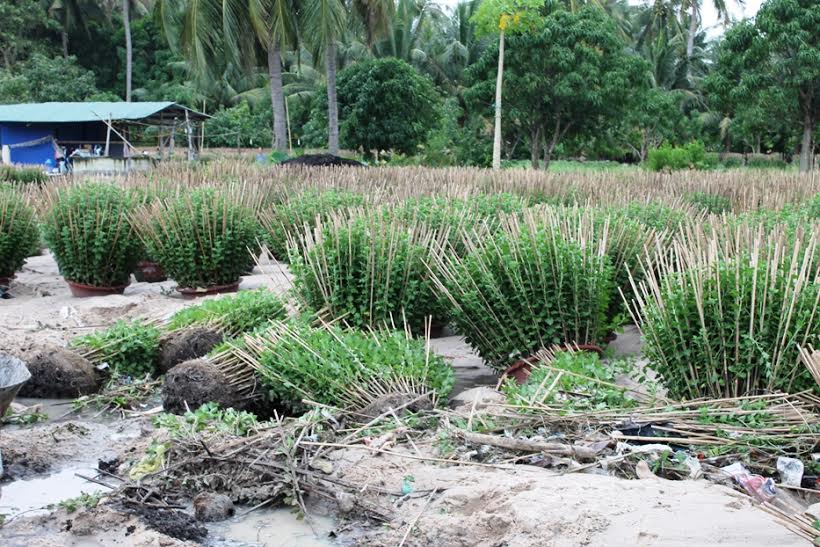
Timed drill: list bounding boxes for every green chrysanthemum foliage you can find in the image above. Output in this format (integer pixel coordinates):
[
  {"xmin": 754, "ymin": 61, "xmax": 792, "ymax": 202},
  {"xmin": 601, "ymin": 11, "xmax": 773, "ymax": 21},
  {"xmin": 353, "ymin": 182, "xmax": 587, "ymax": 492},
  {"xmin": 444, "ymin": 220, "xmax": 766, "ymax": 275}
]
[
  {"xmin": 534, "ymin": 205, "xmax": 658, "ymax": 324},
  {"xmin": 41, "ymin": 182, "xmax": 141, "ymax": 287},
  {"xmin": 229, "ymin": 321, "xmax": 454, "ymax": 414},
  {"xmin": 390, "ymin": 193, "xmax": 527, "ymax": 254},
  {"xmin": 431, "ymin": 209, "xmax": 615, "ymax": 372},
  {"xmin": 168, "ymin": 289, "xmax": 288, "ymax": 337},
  {"xmin": 614, "ymin": 202, "xmax": 696, "ymax": 234},
  {"xmin": 0, "ymin": 187, "xmax": 39, "ymax": 279},
  {"xmin": 73, "ymin": 319, "xmax": 161, "ymax": 378},
  {"xmin": 289, "ymin": 209, "xmax": 447, "ymax": 333},
  {"xmin": 687, "ymin": 191, "xmax": 733, "ymax": 215},
  {"xmin": 627, "ymin": 222, "xmax": 820, "ymax": 399},
  {"xmin": 135, "ymin": 188, "xmax": 260, "ymax": 290},
  {"xmin": 261, "ymin": 189, "xmax": 366, "ymax": 261}
]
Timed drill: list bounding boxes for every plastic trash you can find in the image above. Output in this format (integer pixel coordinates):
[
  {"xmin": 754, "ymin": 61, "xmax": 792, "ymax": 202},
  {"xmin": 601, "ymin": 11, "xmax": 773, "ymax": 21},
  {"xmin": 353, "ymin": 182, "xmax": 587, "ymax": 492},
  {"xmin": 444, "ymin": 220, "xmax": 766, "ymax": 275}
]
[
  {"xmin": 776, "ymin": 456, "xmax": 804, "ymax": 487},
  {"xmin": 681, "ymin": 454, "xmax": 703, "ymax": 480},
  {"xmin": 722, "ymin": 462, "xmax": 777, "ymax": 502}
]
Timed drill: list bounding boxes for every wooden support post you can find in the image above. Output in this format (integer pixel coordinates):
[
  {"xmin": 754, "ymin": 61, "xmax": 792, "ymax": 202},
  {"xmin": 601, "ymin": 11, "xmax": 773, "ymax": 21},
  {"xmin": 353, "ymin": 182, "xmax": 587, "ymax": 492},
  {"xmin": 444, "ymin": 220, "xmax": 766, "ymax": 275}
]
[
  {"xmin": 185, "ymin": 110, "xmax": 194, "ymax": 161},
  {"xmin": 169, "ymin": 122, "xmax": 176, "ymax": 157},
  {"xmin": 104, "ymin": 114, "xmax": 111, "ymax": 156}
]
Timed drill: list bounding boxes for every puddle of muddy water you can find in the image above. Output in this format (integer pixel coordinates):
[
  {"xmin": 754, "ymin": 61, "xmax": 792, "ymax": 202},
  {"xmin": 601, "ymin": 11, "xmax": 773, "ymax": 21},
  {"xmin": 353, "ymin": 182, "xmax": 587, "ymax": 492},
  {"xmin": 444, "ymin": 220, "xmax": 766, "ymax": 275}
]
[
  {"xmin": 207, "ymin": 508, "xmax": 335, "ymax": 547},
  {"xmin": 0, "ymin": 465, "xmax": 103, "ymax": 517}
]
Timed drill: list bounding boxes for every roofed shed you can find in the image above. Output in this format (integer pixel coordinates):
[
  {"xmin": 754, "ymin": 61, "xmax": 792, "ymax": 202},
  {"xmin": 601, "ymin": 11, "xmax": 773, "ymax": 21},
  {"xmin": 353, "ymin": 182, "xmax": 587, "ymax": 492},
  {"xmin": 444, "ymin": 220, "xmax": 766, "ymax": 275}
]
[{"xmin": 0, "ymin": 102, "xmax": 209, "ymax": 172}]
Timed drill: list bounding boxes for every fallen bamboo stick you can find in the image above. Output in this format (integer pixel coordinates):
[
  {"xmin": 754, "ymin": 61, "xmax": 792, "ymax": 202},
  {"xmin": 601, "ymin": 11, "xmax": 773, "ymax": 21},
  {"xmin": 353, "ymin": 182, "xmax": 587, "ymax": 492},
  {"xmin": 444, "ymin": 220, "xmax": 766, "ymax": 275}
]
[{"xmin": 457, "ymin": 430, "xmax": 600, "ymax": 461}]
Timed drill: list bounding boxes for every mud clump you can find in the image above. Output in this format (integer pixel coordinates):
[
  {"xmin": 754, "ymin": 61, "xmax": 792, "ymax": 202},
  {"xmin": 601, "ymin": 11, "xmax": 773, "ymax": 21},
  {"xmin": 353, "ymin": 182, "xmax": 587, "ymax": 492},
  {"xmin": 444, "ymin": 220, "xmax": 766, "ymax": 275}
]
[
  {"xmin": 162, "ymin": 359, "xmax": 240, "ymax": 414},
  {"xmin": 193, "ymin": 492, "xmax": 235, "ymax": 522},
  {"xmin": 157, "ymin": 328, "xmax": 224, "ymax": 374},
  {"xmin": 16, "ymin": 345, "xmax": 100, "ymax": 398},
  {"xmin": 136, "ymin": 506, "xmax": 207, "ymax": 542}
]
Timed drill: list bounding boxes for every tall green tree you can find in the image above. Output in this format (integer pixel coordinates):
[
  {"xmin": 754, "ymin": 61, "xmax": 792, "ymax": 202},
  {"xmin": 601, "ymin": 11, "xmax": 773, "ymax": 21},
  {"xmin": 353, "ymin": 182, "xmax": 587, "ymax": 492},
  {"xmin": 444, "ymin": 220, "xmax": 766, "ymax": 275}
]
[
  {"xmin": 468, "ymin": 6, "xmax": 649, "ymax": 169},
  {"xmin": 471, "ymin": 0, "xmax": 543, "ymax": 169},
  {"xmin": 756, "ymin": 0, "xmax": 819, "ymax": 171}
]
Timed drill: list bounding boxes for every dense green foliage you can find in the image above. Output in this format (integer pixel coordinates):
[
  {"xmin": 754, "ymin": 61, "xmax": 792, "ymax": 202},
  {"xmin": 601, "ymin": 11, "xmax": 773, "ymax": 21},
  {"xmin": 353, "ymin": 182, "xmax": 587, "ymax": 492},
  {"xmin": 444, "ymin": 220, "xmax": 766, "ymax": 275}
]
[
  {"xmin": 0, "ymin": 188, "xmax": 39, "ymax": 279},
  {"xmin": 646, "ymin": 142, "xmax": 716, "ymax": 171},
  {"xmin": 467, "ymin": 7, "xmax": 647, "ymax": 168},
  {"xmin": 1, "ymin": 0, "xmax": 815, "ymax": 169},
  {"xmin": 167, "ymin": 289, "xmax": 288, "ymax": 336},
  {"xmin": 137, "ymin": 188, "xmax": 259, "ymax": 290},
  {"xmin": 310, "ymin": 58, "xmax": 441, "ymax": 156},
  {"xmin": 41, "ymin": 183, "xmax": 141, "ymax": 287},
  {"xmin": 290, "ymin": 211, "xmax": 446, "ymax": 333},
  {"xmin": 252, "ymin": 322, "xmax": 454, "ymax": 413},
  {"xmin": 204, "ymin": 102, "xmax": 273, "ymax": 148},
  {"xmin": 73, "ymin": 320, "xmax": 161, "ymax": 378},
  {"xmin": 433, "ymin": 213, "xmax": 614, "ymax": 371}
]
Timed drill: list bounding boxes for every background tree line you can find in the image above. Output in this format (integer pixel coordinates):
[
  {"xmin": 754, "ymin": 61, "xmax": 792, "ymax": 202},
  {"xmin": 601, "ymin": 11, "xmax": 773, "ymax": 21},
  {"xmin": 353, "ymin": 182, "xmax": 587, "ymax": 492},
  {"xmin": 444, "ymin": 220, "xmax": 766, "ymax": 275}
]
[{"xmin": 0, "ymin": 0, "xmax": 817, "ymax": 170}]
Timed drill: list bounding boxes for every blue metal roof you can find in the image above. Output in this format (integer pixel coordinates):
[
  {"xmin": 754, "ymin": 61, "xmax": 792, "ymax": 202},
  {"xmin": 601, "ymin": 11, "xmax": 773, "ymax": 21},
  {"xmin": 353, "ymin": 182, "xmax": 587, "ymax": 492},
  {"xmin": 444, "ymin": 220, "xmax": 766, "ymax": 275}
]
[{"xmin": 0, "ymin": 102, "xmax": 206, "ymax": 123}]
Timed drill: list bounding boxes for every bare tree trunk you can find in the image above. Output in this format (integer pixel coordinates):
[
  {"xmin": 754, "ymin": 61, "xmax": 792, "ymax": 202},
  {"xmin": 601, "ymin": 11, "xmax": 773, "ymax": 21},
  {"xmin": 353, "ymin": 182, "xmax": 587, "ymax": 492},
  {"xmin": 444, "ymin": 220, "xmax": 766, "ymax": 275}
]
[
  {"xmin": 267, "ymin": 38, "xmax": 288, "ymax": 152},
  {"xmin": 530, "ymin": 125, "xmax": 540, "ymax": 169},
  {"xmin": 123, "ymin": 0, "xmax": 132, "ymax": 102},
  {"xmin": 62, "ymin": 31, "xmax": 69, "ymax": 59},
  {"xmin": 326, "ymin": 41, "xmax": 340, "ymax": 155},
  {"xmin": 492, "ymin": 31, "xmax": 505, "ymax": 170},
  {"xmin": 799, "ymin": 102, "xmax": 814, "ymax": 172}
]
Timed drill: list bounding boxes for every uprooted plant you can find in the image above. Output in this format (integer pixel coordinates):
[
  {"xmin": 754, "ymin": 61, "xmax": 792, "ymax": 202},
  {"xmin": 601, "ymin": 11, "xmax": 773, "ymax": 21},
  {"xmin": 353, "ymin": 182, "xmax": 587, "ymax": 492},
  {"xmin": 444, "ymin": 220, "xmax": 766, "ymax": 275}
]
[
  {"xmin": 167, "ymin": 288, "xmax": 289, "ymax": 337},
  {"xmin": 72, "ymin": 319, "xmax": 162, "ymax": 378},
  {"xmin": 210, "ymin": 320, "xmax": 455, "ymax": 414}
]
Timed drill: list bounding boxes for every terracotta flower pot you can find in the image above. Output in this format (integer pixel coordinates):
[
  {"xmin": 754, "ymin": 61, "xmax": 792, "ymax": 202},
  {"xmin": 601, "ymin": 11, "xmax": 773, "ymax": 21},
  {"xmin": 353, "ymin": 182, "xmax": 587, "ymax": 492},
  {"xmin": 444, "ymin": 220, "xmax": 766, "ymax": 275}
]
[
  {"xmin": 176, "ymin": 281, "xmax": 240, "ymax": 300},
  {"xmin": 67, "ymin": 280, "xmax": 130, "ymax": 297},
  {"xmin": 134, "ymin": 260, "xmax": 168, "ymax": 283},
  {"xmin": 501, "ymin": 343, "xmax": 605, "ymax": 385}
]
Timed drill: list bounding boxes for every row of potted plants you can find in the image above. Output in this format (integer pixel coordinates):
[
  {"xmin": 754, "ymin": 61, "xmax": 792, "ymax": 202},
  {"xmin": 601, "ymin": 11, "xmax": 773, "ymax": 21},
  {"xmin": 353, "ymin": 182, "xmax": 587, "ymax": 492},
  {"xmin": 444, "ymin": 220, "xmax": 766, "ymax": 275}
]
[{"xmin": 32, "ymin": 182, "xmax": 259, "ymax": 298}]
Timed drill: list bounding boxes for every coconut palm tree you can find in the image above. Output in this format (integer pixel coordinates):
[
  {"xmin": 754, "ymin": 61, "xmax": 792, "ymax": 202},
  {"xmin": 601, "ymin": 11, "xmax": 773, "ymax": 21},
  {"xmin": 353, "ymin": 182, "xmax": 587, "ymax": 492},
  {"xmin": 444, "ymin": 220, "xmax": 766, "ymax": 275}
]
[
  {"xmin": 301, "ymin": 0, "xmax": 347, "ymax": 153},
  {"xmin": 120, "ymin": 0, "xmax": 150, "ymax": 101},
  {"xmin": 157, "ymin": 0, "xmax": 296, "ymax": 150},
  {"xmin": 249, "ymin": 0, "xmax": 298, "ymax": 151}
]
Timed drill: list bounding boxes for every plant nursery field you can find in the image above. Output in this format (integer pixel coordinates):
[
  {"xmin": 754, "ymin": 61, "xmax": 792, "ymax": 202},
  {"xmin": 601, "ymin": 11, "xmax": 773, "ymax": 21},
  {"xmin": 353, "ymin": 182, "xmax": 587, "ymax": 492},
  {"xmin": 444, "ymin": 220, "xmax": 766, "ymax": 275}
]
[{"xmin": 0, "ymin": 163, "xmax": 818, "ymax": 546}]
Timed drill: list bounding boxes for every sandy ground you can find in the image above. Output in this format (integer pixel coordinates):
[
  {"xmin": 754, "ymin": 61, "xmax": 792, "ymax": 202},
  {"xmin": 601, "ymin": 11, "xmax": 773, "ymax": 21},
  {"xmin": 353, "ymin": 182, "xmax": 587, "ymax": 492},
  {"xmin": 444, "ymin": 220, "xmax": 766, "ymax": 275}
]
[
  {"xmin": 333, "ymin": 448, "xmax": 805, "ymax": 547},
  {"xmin": 0, "ymin": 252, "xmax": 293, "ymax": 355},
  {"xmin": 0, "ymin": 253, "xmax": 806, "ymax": 546}
]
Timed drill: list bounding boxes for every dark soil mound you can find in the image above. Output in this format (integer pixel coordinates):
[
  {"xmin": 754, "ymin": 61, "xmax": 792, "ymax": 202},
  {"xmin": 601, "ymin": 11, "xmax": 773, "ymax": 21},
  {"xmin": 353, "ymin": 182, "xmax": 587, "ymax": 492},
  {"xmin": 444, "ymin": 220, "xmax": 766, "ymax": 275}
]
[
  {"xmin": 281, "ymin": 154, "xmax": 364, "ymax": 167},
  {"xmin": 136, "ymin": 506, "xmax": 207, "ymax": 542},
  {"xmin": 17, "ymin": 345, "xmax": 100, "ymax": 398},
  {"xmin": 157, "ymin": 328, "xmax": 224, "ymax": 374},
  {"xmin": 162, "ymin": 359, "xmax": 239, "ymax": 414}
]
